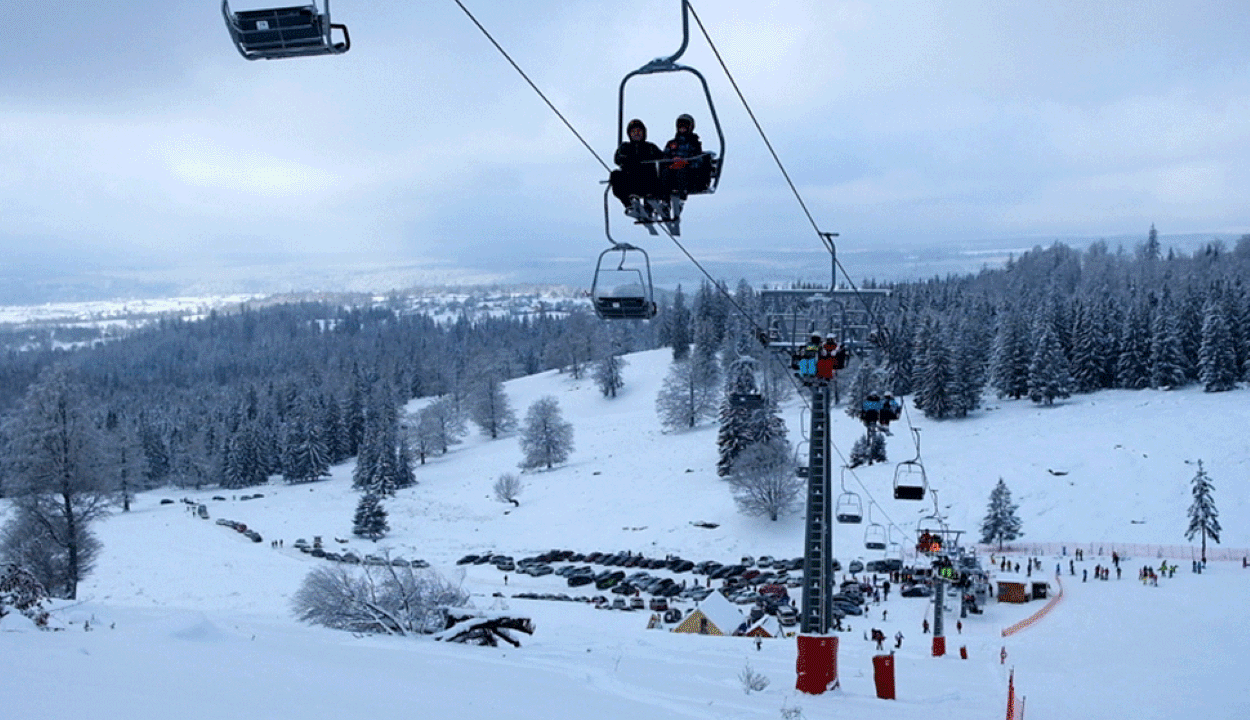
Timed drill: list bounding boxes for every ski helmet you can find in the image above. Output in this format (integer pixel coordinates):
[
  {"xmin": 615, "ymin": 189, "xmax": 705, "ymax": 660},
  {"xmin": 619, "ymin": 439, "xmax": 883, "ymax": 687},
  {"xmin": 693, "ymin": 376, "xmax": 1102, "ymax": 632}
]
[{"xmin": 676, "ymin": 113, "xmax": 695, "ymax": 131}]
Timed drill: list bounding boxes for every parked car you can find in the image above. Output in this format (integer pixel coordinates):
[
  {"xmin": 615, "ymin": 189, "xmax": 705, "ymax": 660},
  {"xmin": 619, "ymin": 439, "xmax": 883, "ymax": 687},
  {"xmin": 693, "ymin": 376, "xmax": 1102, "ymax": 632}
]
[
  {"xmin": 776, "ymin": 605, "xmax": 798, "ymax": 626},
  {"xmin": 648, "ymin": 597, "xmax": 669, "ymax": 611},
  {"xmin": 901, "ymin": 583, "xmax": 933, "ymax": 598},
  {"xmin": 833, "ymin": 600, "xmax": 863, "ymax": 616}
]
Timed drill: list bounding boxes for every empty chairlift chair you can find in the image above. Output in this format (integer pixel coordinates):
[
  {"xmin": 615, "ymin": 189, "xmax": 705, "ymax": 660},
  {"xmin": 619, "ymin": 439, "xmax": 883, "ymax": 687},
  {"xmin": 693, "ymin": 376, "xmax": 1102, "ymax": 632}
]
[
  {"xmin": 835, "ymin": 467, "xmax": 862, "ymax": 524},
  {"xmin": 893, "ymin": 461, "xmax": 927, "ymax": 501},
  {"xmin": 864, "ymin": 506, "xmax": 887, "ymax": 551},
  {"xmin": 591, "ymin": 244, "xmax": 658, "ymax": 320},
  {"xmin": 893, "ymin": 427, "xmax": 927, "ymax": 501},
  {"xmin": 222, "ymin": 1, "xmax": 350, "ymax": 60}
]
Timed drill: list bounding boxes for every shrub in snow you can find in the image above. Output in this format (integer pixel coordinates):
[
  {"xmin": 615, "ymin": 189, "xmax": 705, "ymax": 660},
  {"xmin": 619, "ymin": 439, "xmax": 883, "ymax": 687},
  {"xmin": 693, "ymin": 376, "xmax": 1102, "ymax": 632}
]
[
  {"xmin": 0, "ymin": 563, "xmax": 52, "ymax": 629},
  {"xmin": 738, "ymin": 663, "xmax": 770, "ymax": 694},
  {"xmin": 291, "ymin": 563, "xmax": 469, "ymax": 636},
  {"xmin": 493, "ymin": 472, "xmax": 522, "ymax": 505}
]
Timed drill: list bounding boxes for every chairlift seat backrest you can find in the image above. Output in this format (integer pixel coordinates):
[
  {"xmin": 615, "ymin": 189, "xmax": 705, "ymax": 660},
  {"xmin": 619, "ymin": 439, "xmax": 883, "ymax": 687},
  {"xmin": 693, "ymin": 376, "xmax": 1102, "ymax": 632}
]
[
  {"xmin": 223, "ymin": 2, "xmax": 349, "ymax": 60},
  {"xmin": 894, "ymin": 484, "xmax": 926, "ymax": 501},
  {"xmin": 835, "ymin": 493, "xmax": 862, "ymax": 524},
  {"xmin": 593, "ymin": 296, "xmax": 655, "ymax": 320}
]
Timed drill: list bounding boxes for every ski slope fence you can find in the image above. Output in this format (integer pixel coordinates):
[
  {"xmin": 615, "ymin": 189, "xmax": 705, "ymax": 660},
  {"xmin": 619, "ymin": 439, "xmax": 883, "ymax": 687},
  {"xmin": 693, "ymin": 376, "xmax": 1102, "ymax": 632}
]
[
  {"xmin": 1001, "ymin": 574, "xmax": 1063, "ymax": 638},
  {"xmin": 976, "ymin": 542, "xmax": 1248, "ymax": 562}
]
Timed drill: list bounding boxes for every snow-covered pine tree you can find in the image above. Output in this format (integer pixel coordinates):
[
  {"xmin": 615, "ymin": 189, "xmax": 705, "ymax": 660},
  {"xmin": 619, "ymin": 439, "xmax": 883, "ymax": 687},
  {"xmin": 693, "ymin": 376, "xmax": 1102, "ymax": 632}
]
[
  {"xmin": 1178, "ymin": 286, "xmax": 1207, "ymax": 383},
  {"xmin": 951, "ymin": 323, "xmax": 986, "ymax": 417},
  {"xmin": 848, "ymin": 431, "xmax": 887, "ymax": 468},
  {"xmin": 1068, "ymin": 301, "xmax": 1103, "ymax": 394},
  {"xmin": 979, "ymin": 478, "xmax": 1023, "ymax": 551},
  {"xmin": 222, "ymin": 423, "xmax": 267, "ymax": 489},
  {"xmin": 352, "ymin": 492, "xmax": 389, "ymax": 541},
  {"xmin": 1184, "ymin": 460, "xmax": 1221, "ymax": 563},
  {"xmin": 912, "ymin": 317, "xmax": 956, "ymax": 419},
  {"xmin": 989, "ymin": 309, "xmax": 1031, "ymax": 399},
  {"xmin": 1199, "ymin": 297, "xmax": 1238, "ymax": 392},
  {"xmin": 716, "ymin": 355, "xmax": 787, "ymax": 476},
  {"xmin": 660, "ymin": 284, "xmax": 692, "ymax": 361},
  {"xmin": 1027, "ymin": 321, "xmax": 1071, "ymax": 405},
  {"xmin": 1148, "ymin": 293, "xmax": 1188, "ymax": 389},
  {"xmin": 282, "ymin": 399, "xmax": 331, "ymax": 484},
  {"xmin": 518, "ymin": 396, "xmax": 574, "ymax": 470},
  {"xmin": 1115, "ymin": 298, "xmax": 1152, "ymax": 389}
]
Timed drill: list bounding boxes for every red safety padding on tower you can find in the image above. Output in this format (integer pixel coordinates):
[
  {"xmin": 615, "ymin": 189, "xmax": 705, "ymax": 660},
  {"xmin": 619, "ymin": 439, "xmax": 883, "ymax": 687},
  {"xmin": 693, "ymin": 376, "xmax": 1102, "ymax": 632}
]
[
  {"xmin": 795, "ymin": 635, "xmax": 839, "ymax": 694},
  {"xmin": 872, "ymin": 654, "xmax": 896, "ymax": 699},
  {"xmin": 932, "ymin": 635, "xmax": 946, "ymax": 657}
]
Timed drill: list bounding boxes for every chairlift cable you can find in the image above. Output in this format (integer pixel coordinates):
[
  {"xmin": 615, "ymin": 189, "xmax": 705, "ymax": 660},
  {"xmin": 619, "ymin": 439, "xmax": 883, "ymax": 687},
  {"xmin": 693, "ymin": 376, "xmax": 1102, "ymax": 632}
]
[
  {"xmin": 688, "ymin": 4, "xmax": 894, "ymax": 345},
  {"xmin": 454, "ymin": 1, "xmax": 909, "ymax": 539},
  {"xmin": 451, "ymin": 0, "xmax": 611, "ymax": 173}
]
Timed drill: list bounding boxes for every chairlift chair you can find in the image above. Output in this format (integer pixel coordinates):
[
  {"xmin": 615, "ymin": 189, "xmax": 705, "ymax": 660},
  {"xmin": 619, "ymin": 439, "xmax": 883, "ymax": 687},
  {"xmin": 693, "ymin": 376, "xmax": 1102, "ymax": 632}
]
[
  {"xmin": 611, "ymin": 0, "xmax": 725, "ymax": 235},
  {"xmin": 590, "ymin": 244, "xmax": 658, "ymax": 320},
  {"xmin": 893, "ymin": 427, "xmax": 927, "ymax": 500},
  {"xmin": 835, "ymin": 467, "xmax": 862, "ymax": 524},
  {"xmin": 222, "ymin": 0, "xmax": 350, "ymax": 60},
  {"xmin": 864, "ymin": 507, "xmax": 887, "ymax": 551},
  {"xmin": 894, "ymin": 461, "xmax": 927, "ymax": 501},
  {"xmin": 793, "ymin": 440, "xmax": 808, "ymax": 478},
  {"xmin": 887, "ymin": 527, "xmax": 904, "ymax": 560}
]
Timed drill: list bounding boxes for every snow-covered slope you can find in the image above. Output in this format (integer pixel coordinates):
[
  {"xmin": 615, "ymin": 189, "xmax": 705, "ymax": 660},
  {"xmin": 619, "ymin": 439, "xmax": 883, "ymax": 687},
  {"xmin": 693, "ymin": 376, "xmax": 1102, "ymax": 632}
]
[{"xmin": 3, "ymin": 348, "xmax": 1248, "ymax": 720}]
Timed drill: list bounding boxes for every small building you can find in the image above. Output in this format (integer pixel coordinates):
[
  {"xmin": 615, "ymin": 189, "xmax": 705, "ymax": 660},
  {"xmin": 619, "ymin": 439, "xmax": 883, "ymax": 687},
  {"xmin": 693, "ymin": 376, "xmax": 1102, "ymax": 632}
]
[
  {"xmin": 672, "ymin": 590, "xmax": 745, "ymax": 636},
  {"xmin": 996, "ymin": 579, "xmax": 1029, "ymax": 604},
  {"xmin": 744, "ymin": 615, "xmax": 784, "ymax": 639},
  {"xmin": 1030, "ymin": 581, "xmax": 1050, "ymax": 600}
]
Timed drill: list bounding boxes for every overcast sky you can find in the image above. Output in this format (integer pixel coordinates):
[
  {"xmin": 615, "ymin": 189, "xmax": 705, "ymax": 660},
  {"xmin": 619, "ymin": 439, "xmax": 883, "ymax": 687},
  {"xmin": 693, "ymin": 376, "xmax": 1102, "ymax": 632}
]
[{"xmin": 2, "ymin": 1, "xmax": 1248, "ymax": 292}]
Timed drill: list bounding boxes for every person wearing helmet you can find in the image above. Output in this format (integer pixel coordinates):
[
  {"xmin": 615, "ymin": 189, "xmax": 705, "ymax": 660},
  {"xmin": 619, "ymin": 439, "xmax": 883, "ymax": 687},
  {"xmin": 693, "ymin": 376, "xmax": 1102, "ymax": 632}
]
[
  {"xmin": 611, "ymin": 118, "xmax": 664, "ymax": 216},
  {"xmin": 861, "ymin": 393, "xmax": 883, "ymax": 429},
  {"xmin": 797, "ymin": 333, "xmax": 822, "ymax": 379},
  {"xmin": 660, "ymin": 113, "xmax": 710, "ymax": 198},
  {"xmin": 816, "ymin": 333, "xmax": 841, "ymax": 380},
  {"xmin": 879, "ymin": 392, "xmax": 901, "ymax": 435}
]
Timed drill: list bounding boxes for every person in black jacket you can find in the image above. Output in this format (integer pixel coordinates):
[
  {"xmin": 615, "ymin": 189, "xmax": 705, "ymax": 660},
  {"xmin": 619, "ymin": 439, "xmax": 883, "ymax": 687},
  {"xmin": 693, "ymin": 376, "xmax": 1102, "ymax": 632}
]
[
  {"xmin": 659, "ymin": 113, "xmax": 711, "ymax": 198},
  {"xmin": 610, "ymin": 119, "xmax": 664, "ymax": 215}
]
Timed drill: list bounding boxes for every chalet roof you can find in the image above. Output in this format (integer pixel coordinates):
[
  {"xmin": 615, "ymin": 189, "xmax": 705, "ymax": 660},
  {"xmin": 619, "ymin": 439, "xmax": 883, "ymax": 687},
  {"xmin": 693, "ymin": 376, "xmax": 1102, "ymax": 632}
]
[{"xmin": 672, "ymin": 590, "xmax": 745, "ymax": 635}]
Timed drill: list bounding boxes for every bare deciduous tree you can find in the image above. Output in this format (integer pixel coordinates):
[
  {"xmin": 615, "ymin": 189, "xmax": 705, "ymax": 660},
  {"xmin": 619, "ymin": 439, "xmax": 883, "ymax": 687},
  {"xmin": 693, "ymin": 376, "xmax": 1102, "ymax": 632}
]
[
  {"xmin": 493, "ymin": 472, "xmax": 523, "ymax": 506},
  {"xmin": 291, "ymin": 561, "xmax": 469, "ymax": 636}
]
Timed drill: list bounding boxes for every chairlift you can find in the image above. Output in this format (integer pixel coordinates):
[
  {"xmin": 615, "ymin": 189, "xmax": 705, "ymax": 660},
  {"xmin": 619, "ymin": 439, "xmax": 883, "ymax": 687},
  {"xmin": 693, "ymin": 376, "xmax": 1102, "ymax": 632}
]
[
  {"xmin": 887, "ymin": 527, "xmax": 904, "ymax": 560},
  {"xmin": 793, "ymin": 440, "xmax": 809, "ymax": 478},
  {"xmin": 590, "ymin": 243, "xmax": 657, "ymax": 320},
  {"xmin": 222, "ymin": 1, "xmax": 350, "ymax": 60},
  {"xmin": 610, "ymin": 0, "xmax": 725, "ymax": 235},
  {"xmin": 893, "ymin": 427, "xmax": 927, "ymax": 501},
  {"xmin": 864, "ymin": 506, "xmax": 887, "ymax": 551},
  {"xmin": 834, "ymin": 467, "xmax": 862, "ymax": 524}
]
